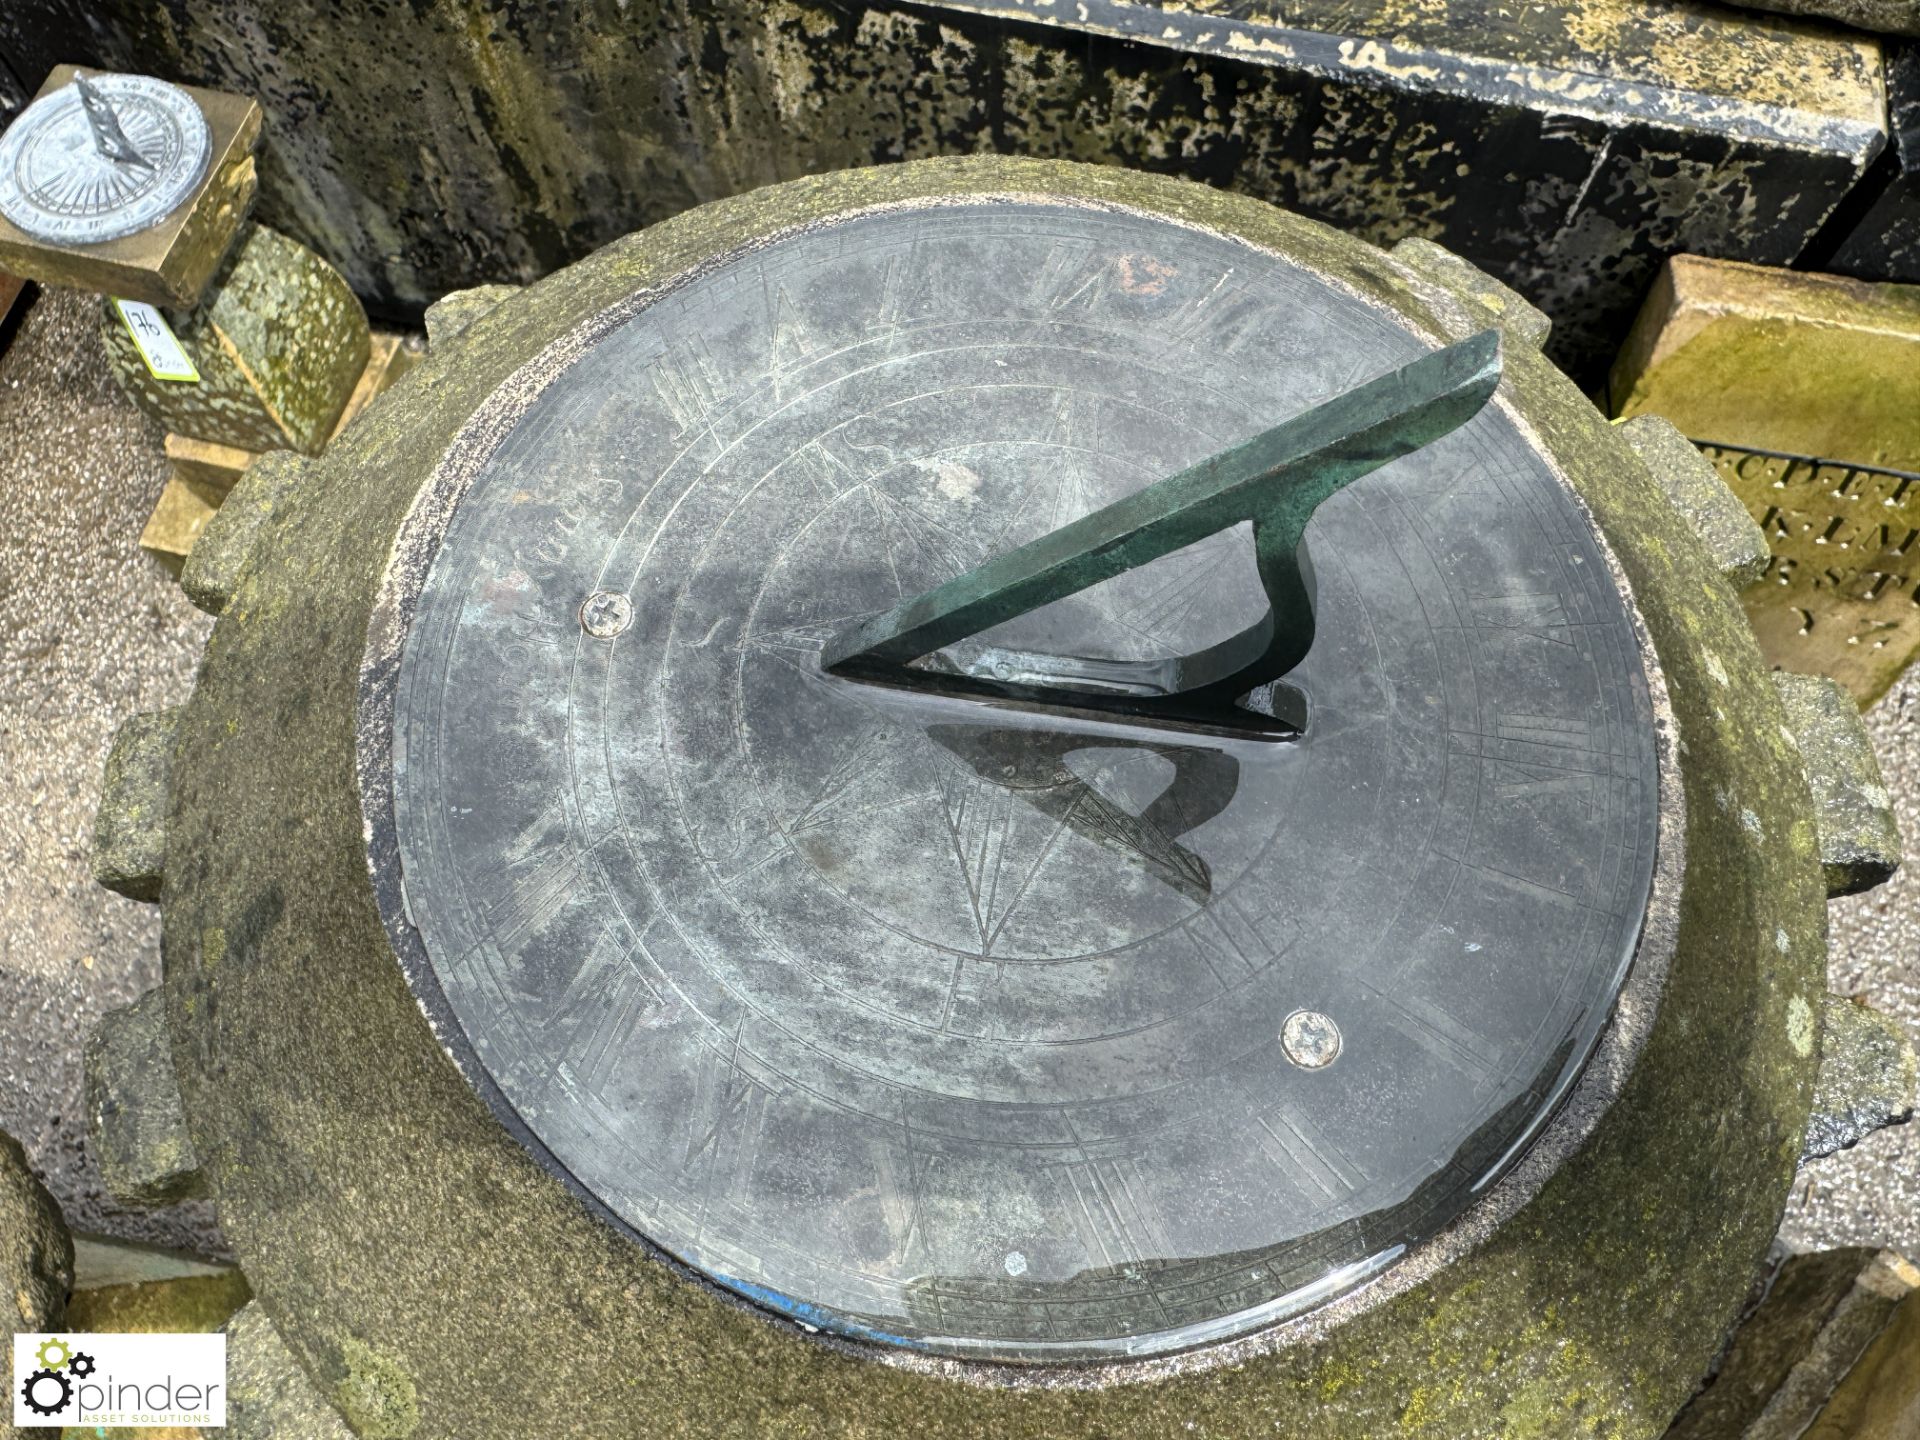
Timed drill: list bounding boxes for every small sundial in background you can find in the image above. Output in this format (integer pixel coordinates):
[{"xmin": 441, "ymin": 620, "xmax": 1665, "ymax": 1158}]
[
  {"xmin": 0, "ymin": 72, "xmax": 212, "ymax": 245},
  {"xmin": 0, "ymin": 66, "xmax": 261, "ymax": 309}
]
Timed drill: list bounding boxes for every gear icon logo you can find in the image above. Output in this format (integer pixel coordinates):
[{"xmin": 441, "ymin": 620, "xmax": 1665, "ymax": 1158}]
[
  {"xmin": 32, "ymin": 1336, "xmax": 70, "ymax": 1370},
  {"xmin": 67, "ymin": 1351, "xmax": 97, "ymax": 1379},
  {"xmin": 19, "ymin": 1367, "xmax": 73, "ymax": 1416}
]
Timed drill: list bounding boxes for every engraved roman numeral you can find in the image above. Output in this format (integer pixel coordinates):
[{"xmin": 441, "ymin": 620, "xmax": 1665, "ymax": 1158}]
[
  {"xmin": 1029, "ymin": 242, "xmax": 1117, "ymax": 314},
  {"xmin": 557, "ymin": 957, "xmax": 663, "ymax": 1097},
  {"xmin": 1494, "ymin": 712, "xmax": 1598, "ymax": 756},
  {"xmin": 767, "ymin": 283, "xmax": 818, "ymax": 395},
  {"xmin": 481, "ymin": 805, "xmax": 582, "ymax": 952},
  {"xmin": 649, "ymin": 337, "xmax": 721, "ymax": 437},
  {"xmin": 1047, "ymin": 1157, "xmax": 1172, "ymax": 1270},
  {"xmin": 525, "ymin": 504, "xmax": 585, "ymax": 574},
  {"xmin": 871, "ymin": 247, "xmax": 936, "ymax": 333},
  {"xmin": 1159, "ymin": 273, "xmax": 1270, "ymax": 355},
  {"xmin": 1244, "ymin": 1099, "xmax": 1365, "ymax": 1202},
  {"xmin": 684, "ymin": 1029, "xmax": 777, "ymax": 1216},
  {"xmin": 871, "ymin": 1139, "xmax": 934, "ymax": 1267},
  {"xmin": 1357, "ymin": 980, "xmax": 1498, "ymax": 1078},
  {"xmin": 1471, "ymin": 592, "xmax": 1573, "ymax": 646},
  {"xmin": 1493, "ymin": 761, "xmax": 1597, "ymax": 813}
]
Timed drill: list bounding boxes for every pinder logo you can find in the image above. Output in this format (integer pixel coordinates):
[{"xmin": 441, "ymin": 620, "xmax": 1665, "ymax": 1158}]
[{"xmin": 13, "ymin": 1332, "xmax": 226, "ymax": 1427}]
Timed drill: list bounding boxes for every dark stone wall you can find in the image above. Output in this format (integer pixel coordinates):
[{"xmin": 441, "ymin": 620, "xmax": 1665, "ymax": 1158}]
[
  {"xmin": 0, "ymin": 49, "xmax": 25, "ymax": 126},
  {"xmin": 1824, "ymin": 46, "xmax": 1920, "ymax": 284},
  {"xmin": 0, "ymin": 0, "xmax": 1891, "ymax": 377}
]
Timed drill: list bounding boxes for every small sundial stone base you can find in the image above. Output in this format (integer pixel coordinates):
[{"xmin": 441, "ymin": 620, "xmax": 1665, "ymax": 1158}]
[
  {"xmin": 0, "ymin": 65, "xmax": 261, "ymax": 310},
  {"xmin": 102, "ymin": 222, "xmax": 370, "ymax": 456},
  {"xmin": 138, "ymin": 332, "xmax": 420, "ymax": 570}
]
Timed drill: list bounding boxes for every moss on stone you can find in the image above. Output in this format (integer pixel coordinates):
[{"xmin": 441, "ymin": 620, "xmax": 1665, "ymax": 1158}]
[
  {"xmin": 156, "ymin": 158, "xmax": 1830, "ymax": 1437},
  {"xmin": 0, "ymin": 1128, "xmax": 70, "ymax": 1335},
  {"xmin": 85, "ymin": 986, "xmax": 204, "ymax": 1207},
  {"xmin": 334, "ymin": 1337, "xmax": 422, "ymax": 1440},
  {"xmin": 1772, "ymin": 673, "xmax": 1903, "ymax": 896},
  {"xmin": 90, "ymin": 708, "xmax": 180, "ymax": 903}
]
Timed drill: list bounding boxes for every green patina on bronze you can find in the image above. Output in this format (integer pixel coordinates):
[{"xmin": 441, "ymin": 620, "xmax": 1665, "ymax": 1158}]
[
  {"xmin": 824, "ymin": 329, "xmax": 1499, "ymax": 731},
  {"xmin": 152, "ymin": 159, "xmax": 1829, "ymax": 1437},
  {"xmin": 100, "ymin": 222, "xmax": 370, "ymax": 456}
]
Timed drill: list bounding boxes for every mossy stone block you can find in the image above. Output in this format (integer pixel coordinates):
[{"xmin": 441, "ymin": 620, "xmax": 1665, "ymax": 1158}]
[
  {"xmin": 1611, "ymin": 257, "xmax": 1920, "ymax": 475},
  {"xmin": 1392, "ymin": 237, "xmax": 1551, "ymax": 351},
  {"xmin": 101, "ymin": 223, "xmax": 370, "ymax": 456},
  {"xmin": 0, "ymin": 1128, "xmax": 71, "ymax": 1334},
  {"xmin": 91, "ymin": 707, "xmax": 180, "ymax": 902},
  {"xmin": 423, "ymin": 285, "xmax": 520, "ymax": 351},
  {"xmin": 1772, "ymin": 673, "xmax": 1903, "ymax": 896},
  {"xmin": 1804, "ymin": 995, "xmax": 1918, "ymax": 1162},
  {"xmin": 226, "ymin": 1302, "xmax": 354, "ymax": 1440},
  {"xmin": 85, "ymin": 987, "xmax": 204, "ymax": 1207},
  {"xmin": 181, "ymin": 451, "xmax": 312, "ymax": 617},
  {"xmin": 1619, "ymin": 415, "xmax": 1769, "ymax": 589}
]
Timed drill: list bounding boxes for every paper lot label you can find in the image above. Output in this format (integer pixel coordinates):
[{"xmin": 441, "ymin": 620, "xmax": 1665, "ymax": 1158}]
[
  {"xmin": 111, "ymin": 298, "xmax": 201, "ymax": 382},
  {"xmin": 14, "ymin": 1332, "xmax": 226, "ymax": 1427}
]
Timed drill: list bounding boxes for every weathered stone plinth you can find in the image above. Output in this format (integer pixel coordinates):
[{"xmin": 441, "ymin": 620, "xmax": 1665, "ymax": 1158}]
[
  {"xmin": 85, "ymin": 986, "xmax": 204, "ymax": 1207},
  {"xmin": 101, "ymin": 222, "xmax": 369, "ymax": 455},
  {"xmin": 78, "ymin": 156, "xmax": 1890, "ymax": 1438}
]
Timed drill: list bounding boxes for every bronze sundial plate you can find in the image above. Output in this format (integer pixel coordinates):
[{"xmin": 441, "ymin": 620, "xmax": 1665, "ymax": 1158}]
[
  {"xmin": 377, "ymin": 198, "xmax": 1663, "ymax": 1365},
  {"xmin": 0, "ymin": 66, "xmax": 260, "ymax": 309}
]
